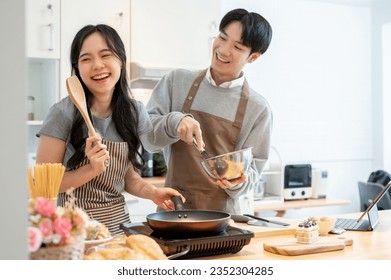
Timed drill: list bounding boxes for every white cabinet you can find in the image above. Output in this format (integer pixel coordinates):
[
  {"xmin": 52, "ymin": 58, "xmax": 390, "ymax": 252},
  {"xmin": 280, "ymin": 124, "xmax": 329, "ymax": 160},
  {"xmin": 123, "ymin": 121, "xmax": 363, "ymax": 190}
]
[
  {"xmin": 27, "ymin": 59, "xmax": 59, "ymax": 122},
  {"xmin": 59, "ymin": 0, "xmax": 130, "ymax": 99},
  {"xmin": 130, "ymin": 0, "xmax": 220, "ymax": 69},
  {"xmin": 26, "ymin": 0, "xmax": 60, "ymax": 59},
  {"xmin": 26, "ymin": 0, "xmax": 61, "ymax": 125}
]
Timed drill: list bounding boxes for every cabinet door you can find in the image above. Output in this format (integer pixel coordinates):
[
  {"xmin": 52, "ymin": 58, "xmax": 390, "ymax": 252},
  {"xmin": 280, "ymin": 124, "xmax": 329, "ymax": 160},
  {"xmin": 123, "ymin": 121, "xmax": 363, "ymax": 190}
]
[
  {"xmin": 130, "ymin": 0, "xmax": 220, "ymax": 68},
  {"xmin": 60, "ymin": 0, "xmax": 130, "ymax": 99},
  {"xmin": 26, "ymin": 0, "xmax": 60, "ymax": 59}
]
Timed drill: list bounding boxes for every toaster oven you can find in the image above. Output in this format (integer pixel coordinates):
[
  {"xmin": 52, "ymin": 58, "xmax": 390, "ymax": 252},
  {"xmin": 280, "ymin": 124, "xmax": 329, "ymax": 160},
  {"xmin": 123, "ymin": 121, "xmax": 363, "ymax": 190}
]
[{"xmin": 284, "ymin": 164, "xmax": 312, "ymax": 200}]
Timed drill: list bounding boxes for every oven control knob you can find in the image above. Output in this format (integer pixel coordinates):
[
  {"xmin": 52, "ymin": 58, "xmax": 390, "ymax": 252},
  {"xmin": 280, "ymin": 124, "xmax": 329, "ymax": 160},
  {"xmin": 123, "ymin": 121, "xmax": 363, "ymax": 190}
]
[{"xmin": 291, "ymin": 191, "xmax": 296, "ymax": 197}]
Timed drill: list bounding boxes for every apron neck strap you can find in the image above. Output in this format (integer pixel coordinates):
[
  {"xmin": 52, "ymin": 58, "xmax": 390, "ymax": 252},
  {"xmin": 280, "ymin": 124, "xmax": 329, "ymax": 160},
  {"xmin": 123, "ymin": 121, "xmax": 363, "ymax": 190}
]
[
  {"xmin": 232, "ymin": 78, "xmax": 249, "ymax": 129},
  {"xmin": 182, "ymin": 69, "xmax": 207, "ymax": 113},
  {"xmin": 182, "ymin": 68, "xmax": 249, "ymax": 130}
]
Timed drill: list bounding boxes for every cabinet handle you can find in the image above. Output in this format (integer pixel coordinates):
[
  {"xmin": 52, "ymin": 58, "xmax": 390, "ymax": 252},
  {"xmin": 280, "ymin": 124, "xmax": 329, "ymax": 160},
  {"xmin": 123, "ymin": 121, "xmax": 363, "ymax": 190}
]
[{"xmin": 48, "ymin": 23, "xmax": 54, "ymax": 51}]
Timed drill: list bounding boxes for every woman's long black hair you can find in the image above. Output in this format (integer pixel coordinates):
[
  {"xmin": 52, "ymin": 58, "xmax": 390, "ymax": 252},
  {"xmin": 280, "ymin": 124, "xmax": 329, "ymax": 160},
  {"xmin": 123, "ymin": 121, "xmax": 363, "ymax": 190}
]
[{"xmin": 67, "ymin": 24, "xmax": 143, "ymax": 170}]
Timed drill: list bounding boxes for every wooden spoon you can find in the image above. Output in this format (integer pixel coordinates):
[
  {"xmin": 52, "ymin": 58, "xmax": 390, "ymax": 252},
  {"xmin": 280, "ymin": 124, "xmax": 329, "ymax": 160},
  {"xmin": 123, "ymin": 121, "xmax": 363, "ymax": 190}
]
[{"xmin": 66, "ymin": 75, "xmax": 96, "ymax": 136}]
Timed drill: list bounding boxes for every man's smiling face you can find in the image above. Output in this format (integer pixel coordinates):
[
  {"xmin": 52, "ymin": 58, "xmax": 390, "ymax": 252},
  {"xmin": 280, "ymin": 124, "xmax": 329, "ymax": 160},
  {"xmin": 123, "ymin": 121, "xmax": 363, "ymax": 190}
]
[{"xmin": 211, "ymin": 20, "xmax": 259, "ymax": 86}]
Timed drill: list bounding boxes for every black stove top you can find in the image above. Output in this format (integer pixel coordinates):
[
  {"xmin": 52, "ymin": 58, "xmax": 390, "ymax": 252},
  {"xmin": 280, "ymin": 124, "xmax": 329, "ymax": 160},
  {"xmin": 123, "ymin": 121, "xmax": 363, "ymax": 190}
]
[{"xmin": 120, "ymin": 222, "xmax": 254, "ymax": 259}]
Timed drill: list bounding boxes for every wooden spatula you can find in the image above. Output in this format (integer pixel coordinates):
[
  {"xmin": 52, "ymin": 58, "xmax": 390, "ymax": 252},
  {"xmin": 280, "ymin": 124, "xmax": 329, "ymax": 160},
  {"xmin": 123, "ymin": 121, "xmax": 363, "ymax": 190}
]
[{"xmin": 66, "ymin": 75, "xmax": 97, "ymax": 136}]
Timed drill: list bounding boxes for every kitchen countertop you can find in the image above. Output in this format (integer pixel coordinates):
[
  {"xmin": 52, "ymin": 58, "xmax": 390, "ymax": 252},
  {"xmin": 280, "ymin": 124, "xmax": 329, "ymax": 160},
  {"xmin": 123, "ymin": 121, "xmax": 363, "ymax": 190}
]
[
  {"xmin": 197, "ymin": 209, "xmax": 391, "ymax": 260},
  {"xmin": 142, "ymin": 176, "xmax": 352, "ymax": 217},
  {"xmin": 84, "ymin": 210, "xmax": 391, "ymax": 260},
  {"xmin": 254, "ymin": 198, "xmax": 352, "ymax": 217}
]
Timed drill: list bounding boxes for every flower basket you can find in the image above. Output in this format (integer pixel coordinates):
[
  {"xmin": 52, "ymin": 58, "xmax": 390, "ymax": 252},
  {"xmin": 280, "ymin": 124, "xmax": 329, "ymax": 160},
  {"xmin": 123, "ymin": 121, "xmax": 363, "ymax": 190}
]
[{"xmin": 30, "ymin": 236, "xmax": 84, "ymax": 260}]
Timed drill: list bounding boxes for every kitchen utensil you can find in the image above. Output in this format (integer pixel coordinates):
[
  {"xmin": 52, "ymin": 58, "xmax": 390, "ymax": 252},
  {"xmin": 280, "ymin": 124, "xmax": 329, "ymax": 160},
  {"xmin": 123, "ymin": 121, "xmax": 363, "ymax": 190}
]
[
  {"xmin": 200, "ymin": 147, "xmax": 253, "ymax": 180},
  {"xmin": 244, "ymin": 214, "xmax": 290, "ymax": 226},
  {"xmin": 66, "ymin": 75, "xmax": 97, "ymax": 136},
  {"xmin": 232, "ymin": 215, "xmax": 279, "ymax": 227},
  {"xmin": 192, "ymin": 138, "xmax": 210, "ymax": 159},
  {"xmin": 231, "ymin": 214, "xmax": 290, "ymax": 227},
  {"xmin": 120, "ymin": 222, "xmax": 254, "ymax": 260},
  {"xmin": 84, "ymin": 234, "xmax": 123, "ymax": 254},
  {"xmin": 263, "ymin": 235, "xmax": 353, "ymax": 256},
  {"xmin": 192, "ymin": 138, "xmax": 229, "ymax": 176},
  {"xmin": 145, "ymin": 196, "xmax": 231, "ymax": 235}
]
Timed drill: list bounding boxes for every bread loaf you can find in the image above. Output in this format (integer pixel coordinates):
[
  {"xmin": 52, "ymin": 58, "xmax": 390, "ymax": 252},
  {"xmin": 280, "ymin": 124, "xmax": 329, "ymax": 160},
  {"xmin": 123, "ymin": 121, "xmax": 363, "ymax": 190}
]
[
  {"xmin": 84, "ymin": 246, "xmax": 147, "ymax": 260},
  {"xmin": 125, "ymin": 234, "xmax": 168, "ymax": 260}
]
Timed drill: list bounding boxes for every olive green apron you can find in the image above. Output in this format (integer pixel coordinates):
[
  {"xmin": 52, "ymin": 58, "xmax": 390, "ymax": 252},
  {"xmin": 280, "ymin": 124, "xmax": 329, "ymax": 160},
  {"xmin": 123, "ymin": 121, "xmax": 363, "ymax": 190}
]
[{"xmin": 164, "ymin": 69, "xmax": 249, "ymax": 213}]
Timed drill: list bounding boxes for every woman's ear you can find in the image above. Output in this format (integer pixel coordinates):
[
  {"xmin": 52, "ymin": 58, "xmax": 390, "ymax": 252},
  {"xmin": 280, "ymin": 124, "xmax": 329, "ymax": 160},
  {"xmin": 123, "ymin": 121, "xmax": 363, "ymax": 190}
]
[{"xmin": 248, "ymin": 52, "xmax": 261, "ymax": 63}]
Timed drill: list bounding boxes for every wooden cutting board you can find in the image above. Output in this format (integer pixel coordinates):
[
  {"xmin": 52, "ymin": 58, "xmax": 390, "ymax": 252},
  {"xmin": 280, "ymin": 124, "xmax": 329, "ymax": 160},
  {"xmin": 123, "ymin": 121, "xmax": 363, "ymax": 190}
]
[{"xmin": 263, "ymin": 235, "xmax": 353, "ymax": 256}]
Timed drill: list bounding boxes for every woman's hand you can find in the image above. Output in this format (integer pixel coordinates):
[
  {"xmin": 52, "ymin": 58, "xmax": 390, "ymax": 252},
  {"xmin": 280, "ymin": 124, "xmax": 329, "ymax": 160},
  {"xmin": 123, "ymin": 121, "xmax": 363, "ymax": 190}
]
[
  {"xmin": 207, "ymin": 173, "xmax": 247, "ymax": 189},
  {"xmin": 85, "ymin": 135, "xmax": 110, "ymax": 175},
  {"xmin": 151, "ymin": 188, "xmax": 185, "ymax": 210}
]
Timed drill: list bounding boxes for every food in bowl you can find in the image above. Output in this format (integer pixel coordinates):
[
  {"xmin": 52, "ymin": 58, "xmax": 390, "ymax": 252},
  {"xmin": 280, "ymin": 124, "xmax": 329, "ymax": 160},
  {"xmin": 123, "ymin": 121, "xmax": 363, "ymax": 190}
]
[
  {"xmin": 200, "ymin": 147, "xmax": 253, "ymax": 180},
  {"xmin": 85, "ymin": 220, "xmax": 111, "ymax": 240}
]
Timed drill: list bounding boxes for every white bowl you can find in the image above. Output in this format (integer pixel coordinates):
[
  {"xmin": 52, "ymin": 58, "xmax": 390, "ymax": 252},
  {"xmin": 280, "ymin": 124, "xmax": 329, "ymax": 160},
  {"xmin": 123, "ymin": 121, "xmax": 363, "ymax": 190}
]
[{"xmin": 317, "ymin": 217, "xmax": 336, "ymax": 235}]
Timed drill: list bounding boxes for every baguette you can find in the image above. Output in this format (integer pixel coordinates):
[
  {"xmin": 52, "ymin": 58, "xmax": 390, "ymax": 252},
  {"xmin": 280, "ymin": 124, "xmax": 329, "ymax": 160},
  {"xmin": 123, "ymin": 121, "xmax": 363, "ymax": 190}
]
[
  {"xmin": 84, "ymin": 246, "xmax": 148, "ymax": 260},
  {"xmin": 125, "ymin": 234, "xmax": 168, "ymax": 260}
]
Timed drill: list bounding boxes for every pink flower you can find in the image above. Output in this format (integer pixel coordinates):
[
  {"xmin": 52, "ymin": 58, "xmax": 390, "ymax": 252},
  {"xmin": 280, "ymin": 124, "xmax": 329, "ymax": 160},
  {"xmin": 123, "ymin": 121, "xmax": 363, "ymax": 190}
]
[
  {"xmin": 53, "ymin": 217, "xmax": 72, "ymax": 239},
  {"xmin": 28, "ymin": 227, "xmax": 42, "ymax": 252},
  {"xmin": 35, "ymin": 197, "xmax": 56, "ymax": 217},
  {"xmin": 39, "ymin": 218, "xmax": 53, "ymax": 240}
]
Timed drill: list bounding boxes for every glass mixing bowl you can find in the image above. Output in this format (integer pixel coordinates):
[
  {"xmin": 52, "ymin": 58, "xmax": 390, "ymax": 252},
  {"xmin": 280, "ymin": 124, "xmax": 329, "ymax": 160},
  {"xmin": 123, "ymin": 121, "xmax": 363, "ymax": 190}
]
[{"xmin": 200, "ymin": 147, "xmax": 253, "ymax": 180}]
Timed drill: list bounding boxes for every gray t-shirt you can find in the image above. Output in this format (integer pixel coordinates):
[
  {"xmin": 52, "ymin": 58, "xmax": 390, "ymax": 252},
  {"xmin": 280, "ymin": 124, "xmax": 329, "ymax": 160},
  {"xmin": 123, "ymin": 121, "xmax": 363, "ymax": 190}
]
[{"xmin": 37, "ymin": 96, "xmax": 152, "ymax": 166}]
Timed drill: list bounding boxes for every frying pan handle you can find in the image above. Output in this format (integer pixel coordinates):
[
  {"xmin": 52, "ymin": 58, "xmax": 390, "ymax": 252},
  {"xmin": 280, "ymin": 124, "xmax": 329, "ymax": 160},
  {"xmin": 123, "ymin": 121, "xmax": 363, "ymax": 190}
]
[{"xmin": 171, "ymin": 196, "xmax": 185, "ymax": 210}]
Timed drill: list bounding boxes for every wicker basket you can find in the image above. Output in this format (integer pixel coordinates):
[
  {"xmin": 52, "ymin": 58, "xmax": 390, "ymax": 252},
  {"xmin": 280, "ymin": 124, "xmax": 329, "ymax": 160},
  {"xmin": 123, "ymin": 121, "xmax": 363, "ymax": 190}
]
[{"xmin": 30, "ymin": 237, "xmax": 84, "ymax": 260}]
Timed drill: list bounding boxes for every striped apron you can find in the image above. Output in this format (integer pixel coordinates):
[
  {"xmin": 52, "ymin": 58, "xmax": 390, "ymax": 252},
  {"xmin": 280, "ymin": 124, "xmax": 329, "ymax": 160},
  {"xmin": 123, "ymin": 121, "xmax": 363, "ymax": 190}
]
[{"xmin": 58, "ymin": 140, "xmax": 131, "ymax": 235}]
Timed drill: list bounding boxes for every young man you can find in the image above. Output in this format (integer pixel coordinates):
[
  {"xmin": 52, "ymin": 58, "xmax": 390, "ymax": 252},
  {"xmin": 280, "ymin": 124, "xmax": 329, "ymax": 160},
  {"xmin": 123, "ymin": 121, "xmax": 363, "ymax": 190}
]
[{"xmin": 141, "ymin": 8, "xmax": 273, "ymax": 214}]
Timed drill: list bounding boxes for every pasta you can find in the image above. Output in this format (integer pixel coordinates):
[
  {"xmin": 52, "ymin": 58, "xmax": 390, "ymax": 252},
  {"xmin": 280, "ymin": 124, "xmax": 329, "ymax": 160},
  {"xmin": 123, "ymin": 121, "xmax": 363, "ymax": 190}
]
[{"xmin": 28, "ymin": 163, "xmax": 65, "ymax": 199}]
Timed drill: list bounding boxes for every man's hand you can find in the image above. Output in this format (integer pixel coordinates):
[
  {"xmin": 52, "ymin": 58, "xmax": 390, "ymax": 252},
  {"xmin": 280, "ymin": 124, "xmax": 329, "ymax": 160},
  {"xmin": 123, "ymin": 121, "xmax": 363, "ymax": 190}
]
[
  {"xmin": 177, "ymin": 116, "xmax": 205, "ymax": 149},
  {"xmin": 207, "ymin": 173, "xmax": 247, "ymax": 189}
]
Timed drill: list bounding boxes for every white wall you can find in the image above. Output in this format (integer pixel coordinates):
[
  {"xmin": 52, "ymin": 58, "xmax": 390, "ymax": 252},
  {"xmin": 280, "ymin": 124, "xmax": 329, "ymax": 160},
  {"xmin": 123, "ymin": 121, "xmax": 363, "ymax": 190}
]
[
  {"xmin": 235, "ymin": 0, "xmax": 372, "ymax": 217},
  {"xmin": 383, "ymin": 23, "xmax": 391, "ymax": 171},
  {"xmin": 372, "ymin": 1, "xmax": 391, "ymax": 171},
  {"xmin": 0, "ymin": 0, "xmax": 29, "ymax": 259}
]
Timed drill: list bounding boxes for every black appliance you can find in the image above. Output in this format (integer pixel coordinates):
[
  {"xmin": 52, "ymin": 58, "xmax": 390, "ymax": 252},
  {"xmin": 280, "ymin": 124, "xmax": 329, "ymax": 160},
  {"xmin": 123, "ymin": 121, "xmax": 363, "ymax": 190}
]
[{"xmin": 120, "ymin": 222, "xmax": 254, "ymax": 260}]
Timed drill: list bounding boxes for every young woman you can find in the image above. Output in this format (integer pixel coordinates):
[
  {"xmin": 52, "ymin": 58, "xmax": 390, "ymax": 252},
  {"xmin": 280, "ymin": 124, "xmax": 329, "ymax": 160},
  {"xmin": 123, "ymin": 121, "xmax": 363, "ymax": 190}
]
[{"xmin": 36, "ymin": 24, "xmax": 183, "ymax": 234}]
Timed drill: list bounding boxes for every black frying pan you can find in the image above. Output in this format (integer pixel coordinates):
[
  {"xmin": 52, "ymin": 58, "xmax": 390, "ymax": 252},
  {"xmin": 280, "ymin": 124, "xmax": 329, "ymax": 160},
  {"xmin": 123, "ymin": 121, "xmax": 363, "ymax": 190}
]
[{"xmin": 146, "ymin": 197, "xmax": 231, "ymax": 234}]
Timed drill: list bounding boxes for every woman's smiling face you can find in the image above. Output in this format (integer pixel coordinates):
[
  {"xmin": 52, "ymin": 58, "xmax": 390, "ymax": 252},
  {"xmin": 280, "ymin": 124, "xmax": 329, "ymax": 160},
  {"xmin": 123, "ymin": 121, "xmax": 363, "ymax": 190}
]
[
  {"xmin": 211, "ymin": 21, "xmax": 259, "ymax": 85},
  {"xmin": 77, "ymin": 32, "xmax": 122, "ymax": 97}
]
